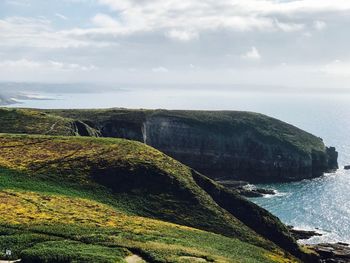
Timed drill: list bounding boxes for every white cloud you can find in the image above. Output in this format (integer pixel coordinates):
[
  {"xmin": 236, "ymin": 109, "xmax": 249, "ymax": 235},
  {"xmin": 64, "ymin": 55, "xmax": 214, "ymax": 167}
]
[
  {"xmin": 274, "ymin": 19, "xmax": 304, "ymax": 32},
  {"xmin": 152, "ymin": 66, "xmax": 169, "ymax": 73},
  {"xmin": 6, "ymin": 0, "xmax": 30, "ymax": 7},
  {"xmin": 241, "ymin": 46, "xmax": 261, "ymax": 60},
  {"xmin": 0, "ymin": 17, "xmax": 113, "ymax": 48},
  {"xmin": 91, "ymin": 1, "xmax": 317, "ymax": 38},
  {"xmin": 1, "ymin": 0, "xmax": 350, "ymax": 87},
  {"xmin": 229, "ymin": 0, "xmax": 350, "ymax": 15},
  {"xmin": 97, "ymin": 0, "xmax": 350, "ymax": 16},
  {"xmin": 92, "ymin": 13, "xmax": 120, "ymax": 28},
  {"xmin": 0, "ymin": 59, "xmax": 41, "ymax": 69},
  {"xmin": 314, "ymin": 20, "xmax": 327, "ymax": 31},
  {"xmin": 55, "ymin": 13, "xmax": 68, "ymax": 21},
  {"xmin": 1, "ymin": 1, "xmax": 342, "ymax": 51},
  {"xmin": 320, "ymin": 60, "xmax": 350, "ymax": 77},
  {"xmin": 94, "ymin": 0, "xmax": 350, "ymax": 35},
  {"xmin": 0, "ymin": 59, "xmax": 97, "ymax": 72},
  {"xmin": 166, "ymin": 30, "xmax": 198, "ymax": 42}
]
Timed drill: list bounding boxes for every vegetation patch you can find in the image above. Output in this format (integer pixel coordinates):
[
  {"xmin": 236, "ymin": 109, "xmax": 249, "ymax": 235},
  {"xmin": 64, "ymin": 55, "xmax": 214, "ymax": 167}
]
[{"xmin": 21, "ymin": 241, "xmax": 128, "ymax": 263}]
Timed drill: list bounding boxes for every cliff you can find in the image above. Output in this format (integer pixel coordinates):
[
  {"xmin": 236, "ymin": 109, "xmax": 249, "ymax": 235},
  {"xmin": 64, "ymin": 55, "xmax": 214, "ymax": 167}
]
[
  {"xmin": 0, "ymin": 108, "xmax": 338, "ymax": 182},
  {"xmin": 47, "ymin": 108, "xmax": 338, "ymax": 183}
]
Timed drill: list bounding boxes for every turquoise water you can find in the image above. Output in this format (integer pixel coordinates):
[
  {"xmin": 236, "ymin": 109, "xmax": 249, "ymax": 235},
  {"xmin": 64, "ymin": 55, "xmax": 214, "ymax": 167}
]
[{"xmin": 10, "ymin": 88, "xmax": 350, "ymax": 243}]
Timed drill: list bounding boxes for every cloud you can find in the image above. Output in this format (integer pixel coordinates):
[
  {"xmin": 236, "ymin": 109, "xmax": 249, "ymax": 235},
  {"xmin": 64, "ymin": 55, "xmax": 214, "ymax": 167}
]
[
  {"xmin": 0, "ymin": 1, "xmax": 342, "ymax": 50},
  {"xmin": 241, "ymin": 46, "xmax": 261, "ymax": 60},
  {"xmin": 0, "ymin": 59, "xmax": 97, "ymax": 72},
  {"xmin": 55, "ymin": 13, "xmax": 69, "ymax": 21},
  {"xmin": 166, "ymin": 30, "xmax": 198, "ymax": 42},
  {"xmin": 229, "ymin": 0, "xmax": 350, "ymax": 15},
  {"xmin": 92, "ymin": 13, "xmax": 120, "ymax": 28},
  {"xmin": 91, "ymin": 0, "xmax": 315, "ymax": 39},
  {"xmin": 274, "ymin": 19, "xmax": 304, "ymax": 32},
  {"xmin": 0, "ymin": 59, "xmax": 41, "ymax": 69},
  {"xmin": 320, "ymin": 60, "xmax": 350, "ymax": 77},
  {"xmin": 97, "ymin": 0, "xmax": 350, "ymax": 16},
  {"xmin": 313, "ymin": 20, "xmax": 327, "ymax": 31},
  {"xmin": 0, "ymin": 17, "xmax": 113, "ymax": 48},
  {"xmin": 152, "ymin": 66, "xmax": 169, "ymax": 73},
  {"xmin": 93, "ymin": 0, "xmax": 350, "ymax": 36},
  {"xmin": 5, "ymin": 0, "xmax": 30, "ymax": 7},
  {"xmin": 1, "ymin": 0, "xmax": 350, "ymax": 88}
]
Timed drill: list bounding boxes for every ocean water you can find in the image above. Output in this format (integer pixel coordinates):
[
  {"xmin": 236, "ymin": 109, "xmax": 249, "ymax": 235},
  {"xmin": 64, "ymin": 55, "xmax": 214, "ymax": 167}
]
[{"xmin": 9, "ymin": 88, "xmax": 350, "ymax": 244}]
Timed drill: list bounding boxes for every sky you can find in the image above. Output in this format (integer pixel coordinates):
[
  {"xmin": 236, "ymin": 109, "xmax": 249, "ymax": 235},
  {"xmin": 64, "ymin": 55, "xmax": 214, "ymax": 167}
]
[{"xmin": 1, "ymin": 0, "xmax": 350, "ymax": 91}]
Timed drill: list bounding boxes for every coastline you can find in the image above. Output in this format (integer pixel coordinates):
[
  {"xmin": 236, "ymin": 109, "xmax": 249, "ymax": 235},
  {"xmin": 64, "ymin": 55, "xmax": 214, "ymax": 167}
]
[
  {"xmin": 1, "ymin": 95, "xmax": 343, "ymax": 262},
  {"xmin": 289, "ymin": 227, "xmax": 350, "ymax": 262}
]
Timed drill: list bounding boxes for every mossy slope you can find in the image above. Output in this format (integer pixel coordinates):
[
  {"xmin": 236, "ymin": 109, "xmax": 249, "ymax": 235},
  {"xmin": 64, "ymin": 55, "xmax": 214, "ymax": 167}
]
[
  {"xmin": 0, "ymin": 108, "xmax": 98, "ymax": 136},
  {"xmin": 0, "ymin": 134, "xmax": 299, "ymax": 262}
]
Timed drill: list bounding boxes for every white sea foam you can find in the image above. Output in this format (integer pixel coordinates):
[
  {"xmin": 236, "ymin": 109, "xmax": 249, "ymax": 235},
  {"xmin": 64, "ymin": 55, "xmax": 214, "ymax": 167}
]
[{"xmin": 262, "ymin": 190, "xmax": 288, "ymax": 198}]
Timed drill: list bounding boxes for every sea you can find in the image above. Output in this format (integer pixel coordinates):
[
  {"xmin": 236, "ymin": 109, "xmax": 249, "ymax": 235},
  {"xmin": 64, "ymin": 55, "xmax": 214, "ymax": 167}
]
[{"xmin": 7, "ymin": 87, "xmax": 350, "ymax": 244}]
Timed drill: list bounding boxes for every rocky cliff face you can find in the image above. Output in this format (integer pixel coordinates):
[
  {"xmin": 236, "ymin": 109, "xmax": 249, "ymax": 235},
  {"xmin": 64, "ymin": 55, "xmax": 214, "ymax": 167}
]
[
  {"xmin": 53, "ymin": 109, "xmax": 337, "ymax": 183},
  {"xmin": 141, "ymin": 114, "xmax": 338, "ymax": 182}
]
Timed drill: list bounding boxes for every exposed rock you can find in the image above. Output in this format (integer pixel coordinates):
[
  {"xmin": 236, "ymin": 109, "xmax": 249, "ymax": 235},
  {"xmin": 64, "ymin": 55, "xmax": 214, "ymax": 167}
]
[
  {"xmin": 216, "ymin": 180, "xmax": 249, "ymax": 188},
  {"xmin": 237, "ymin": 186, "xmax": 275, "ymax": 198},
  {"xmin": 217, "ymin": 180, "xmax": 275, "ymax": 197},
  {"xmin": 71, "ymin": 120, "xmax": 100, "ymax": 137},
  {"xmin": 326, "ymin": 147, "xmax": 339, "ymax": 172},
  {"xmin": 287, "ymin": 226, "xmax": 322, "ymax": 240},
  {"xmin": 344, "ymin": 165, "xmax": 350, "ymax": 170},
  {"xmin": 310, "ymin": 243, "xmax": 350, "ymax": 263}
]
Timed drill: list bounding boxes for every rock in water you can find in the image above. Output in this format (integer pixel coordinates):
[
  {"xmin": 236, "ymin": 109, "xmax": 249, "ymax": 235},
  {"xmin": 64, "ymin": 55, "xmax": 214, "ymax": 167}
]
[
  {"xmin": 287, "ymin": 226, "xmax": 322, "ymax": 240},
  {"xmin": 217, "ymin": 180, "xmax": 276, "ymax": 197}
]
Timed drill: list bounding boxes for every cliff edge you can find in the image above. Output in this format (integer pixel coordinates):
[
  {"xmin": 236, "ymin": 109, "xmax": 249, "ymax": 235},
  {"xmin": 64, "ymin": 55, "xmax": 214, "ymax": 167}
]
[
  {"xmin": 47, "ymin": 108, "xmax": 338, "ymax": 183},
  {"xmin": 0, "ymin": 108, "xmax": 338, "ymax": 182}
]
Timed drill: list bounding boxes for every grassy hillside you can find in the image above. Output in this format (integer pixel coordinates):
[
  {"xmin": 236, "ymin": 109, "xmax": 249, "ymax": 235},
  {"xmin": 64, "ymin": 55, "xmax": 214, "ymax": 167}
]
[
  {"xmin": 0, "ymin": 108, "xmax": 74, "ymax": 135},
  {"xmin": 0, "ymin": 108, "xmax": 98, "ymax": 136},
  {"xmin": 0, "ymin": 134, "xmax": 300, "ymax": 262}
]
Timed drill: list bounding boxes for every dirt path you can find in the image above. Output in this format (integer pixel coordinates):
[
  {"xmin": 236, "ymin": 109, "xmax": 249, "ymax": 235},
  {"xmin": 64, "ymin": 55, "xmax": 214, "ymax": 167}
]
[{"xmin": 125, "ymin": 254, "xmax": 146, "ymax": 263}]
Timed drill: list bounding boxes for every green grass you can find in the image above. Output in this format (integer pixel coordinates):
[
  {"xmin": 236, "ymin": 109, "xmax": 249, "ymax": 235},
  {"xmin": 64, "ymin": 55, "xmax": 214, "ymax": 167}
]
[
  {"xmin": 0, "ymin": 134, "xmax": 301, "ymax": 262},
  {"xmin": 0, "ymin": 176, "xmax": 297, "ymax": 262},
  {"xmin": 21, "ymin": 241, "xmax": 128, "ymax": 263},
  {"xmin": 0, "ymin": 108, "xmax": 99, "ymax": 137},
  {"xmin": 0, "ymin": 222, "xmax": 294, "ymax": 263},
  {"xmin": 0, "ymin": 108, "xmax": 75, "ymax": 136}
]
